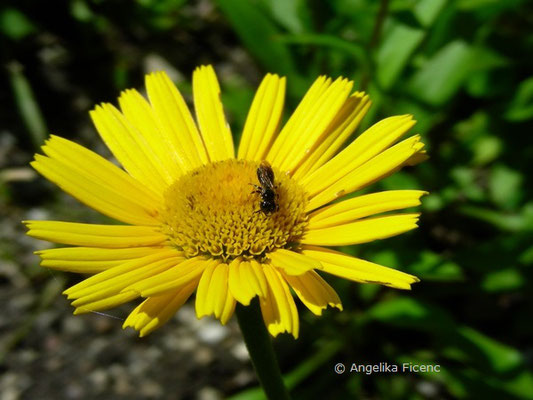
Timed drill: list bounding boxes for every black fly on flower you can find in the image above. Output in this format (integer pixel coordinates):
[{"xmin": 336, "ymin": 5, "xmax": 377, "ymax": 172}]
[{"xmin": 252, "ymin": 161, "xmax": 279, "ymax": 215}]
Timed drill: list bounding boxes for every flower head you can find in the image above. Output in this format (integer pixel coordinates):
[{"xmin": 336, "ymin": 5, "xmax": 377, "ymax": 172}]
[{"xmin": 25, "ymin": 65, "xmax": 426, "ymax": 338}]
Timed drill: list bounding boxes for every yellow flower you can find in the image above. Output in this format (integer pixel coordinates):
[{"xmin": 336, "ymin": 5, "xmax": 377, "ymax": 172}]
[{"xmin": 25, "ymin": 65, "xmax": 426, "ymax": 338}]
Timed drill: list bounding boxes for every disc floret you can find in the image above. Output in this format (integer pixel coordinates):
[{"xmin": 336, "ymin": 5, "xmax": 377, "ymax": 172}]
[{"xmin": 161, "ymin": 160, "xmax": 308, "ymax": 261}]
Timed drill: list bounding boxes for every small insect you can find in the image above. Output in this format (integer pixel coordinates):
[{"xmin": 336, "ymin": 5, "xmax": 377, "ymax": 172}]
[{"xmin": 252, "ymin": 160, "xmax": 279, "ymax": 214}]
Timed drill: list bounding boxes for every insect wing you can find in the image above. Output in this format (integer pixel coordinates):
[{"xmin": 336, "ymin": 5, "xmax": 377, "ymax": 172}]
[{"xmin": 257, "ymin": 161, "xmax": 275, "ymax": 189}]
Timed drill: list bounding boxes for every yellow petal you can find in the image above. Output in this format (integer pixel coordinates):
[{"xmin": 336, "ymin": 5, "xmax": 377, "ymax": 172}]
[
  {"xmin": 123, "ymin": 279, "xmax": 198, "ymax": 337},
  {"xmin": 123, "ymin": 257, "xmax": 209, "ymax": 297},
  {"xmin": 69, "ymin": 252, "xmax": 184, "ymax": 314},
  {"xmin": 268, "ymin": 248, "xmax": 322, "ymax": 275},
  {"xmin": 37, "ymin": 246, "xmax": 166, "ymax": 273},
  {"xmin": 302, "ymin": 245, "xmax": 419, "ymax": 290},
  {"xmin": 228, "ymin": 258, "xmax": 269, "ymax": 305},
  {"xmin": 228, "ymin": 258, "xmax": 251, "ymax": 305},
  {"xmin": 24, "ymin": 221, "xmax": 167, "ymax": 248},
  {"xmin": 306, "ymin": 135, "xmax": 425, "ymax": 211},
  {"xmin": 282, "ymin": 270, "xmax": 342, "ymax": 315},
  {"xmin": 73, "ymin": 293, "xmax": 137, "ymax": 314},
  {"xmin": 69, "ymin": 256, "xmax": 182, "ymax": 305},
  {"xmin": 242, "ymin": 260, "xmax": 268, "ymax": 297},
  {"xmin": 195, "ymin": 261, "xmax": 215, "ymax": 318},
  {"xmin": 267, "ymin": 76, "xmax": 329, "ymax": 161},
  {"xmin": 196, "ymin": 261, "xmax": 236, "ymax": 324},
  {"xmin": 41, "ymin": 259, "xmax": 123, "ymax": 273},
  {"xmin": 269, "ymin": 77, "xmax": 354, "ymax": 173},
  {"xmin": 73, "ymin": 291, "xmax": 139, "ymax": 315},
  {"xmin": 193, "ymin": 65, "xmax": 235, "ymax": 161},
  {"xmin": 301, "ymin": 115, "xmax": 416, "ymax": 197},
  {"xmin": 220, "ymin": 286, "xmax": 237, "ymax": 325},
  {"xmin": 260, "ymin": 265, "xmax": 299, "ymax": 338},
  {"xmin": 89, "ymin": 104, "xmax": 171, "ymax": 195},
  {"xmin": 406, "ymin": 150, "xmax": 429, "ymax": 166},
  {"xmin": 118, "ymin": 88, "xmax": 184, "ymax": 183},
  {"xmin": 145, "ymin": 71, "xmax": 208, "ymax": 171},
  {"xmin": 63, "ymin": 250, "xmax": 181, "ymax": 297},
  {"xmin": 302, "ymin": 213, "xmax": 420, "ymax": 246},
  {"xmin": 292, "ymin": 92, "xmax": 371, "ymax": 180},
  {"xmin": 211, "ymin": 263, "xmax": 229, "ymax": 319},
  {"xmin": 42, "ymin": 135, "xmax": 161, "ymax": 203},
  {"xmin": 31, "ymin": 156, "xmax": 150, "ymax": 226},
  {"xmin": 34, "ymin": 139, "xmax": 160, "ymax": 225},
  {"xmin": 238, "ymin": 74, "xmax": 286, "ymax": 161},
  {"xmin": 308, "ymin": 190, "xmax": 427, "ymax": 229}
]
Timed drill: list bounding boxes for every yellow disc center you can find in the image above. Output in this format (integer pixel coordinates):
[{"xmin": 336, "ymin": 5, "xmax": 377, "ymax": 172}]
[{"xmin": 161, "ymin": 160, "xmax": 308, "ymax": 260}]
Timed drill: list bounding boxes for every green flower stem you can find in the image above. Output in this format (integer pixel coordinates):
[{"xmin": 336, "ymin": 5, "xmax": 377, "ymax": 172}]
[{"xmin": 235, "ymin": 299, "xmax": 291, "ymax": 400}]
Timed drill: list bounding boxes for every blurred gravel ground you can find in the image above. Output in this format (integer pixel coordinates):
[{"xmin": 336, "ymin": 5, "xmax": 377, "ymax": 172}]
[{"xmin": 1, "ymin": 204, "xmax": 254, "ymax": 399}]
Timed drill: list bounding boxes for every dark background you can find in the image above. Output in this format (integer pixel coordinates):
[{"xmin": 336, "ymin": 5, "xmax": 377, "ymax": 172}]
[{"xmin": 1, "ymin": 0, "xmax": 532, "ymax": 399}]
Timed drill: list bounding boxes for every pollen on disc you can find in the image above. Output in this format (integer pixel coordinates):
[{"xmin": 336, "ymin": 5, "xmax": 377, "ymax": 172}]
[{"xmin": 160, "ymin": 160, "xmax": 308, "ymax": 260}]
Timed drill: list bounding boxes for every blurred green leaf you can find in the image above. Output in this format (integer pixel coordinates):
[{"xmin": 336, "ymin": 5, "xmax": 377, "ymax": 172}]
[
  {"xmin": 265, "ymin": 0, "xmax": 310, "ymax": 34},
  {"xmin": 391, "ymin": 98, "xmax": 438, "ymax": 134},
  {"xmin": 456, "ymin": 0, "xmax": 525, "ymax": 15},
  {"xmin": 481, "ymin": 268, "xmax": 524, "ymax": 292},
  {"xmin": 432, "ymin": 366, "xmax": 533, "ymax": 400},
  {"xmin": 464, "ymin": 46, "xmax": 509, "ymax": 98},
  {"xmin": 367, "ymin": 297, "xmax": 455, "ymax": 333},
  {"xmin": 453, "ymin": 111, "xmax": 503, "ymax": 165},
  {"xmin": 220, "ymin": 78, "xmax": 255, "ymax": 144},
  {"xmin": 368, "ymin": 296, "xmax": 533, "ymax": 397},
  {"xmin": 376, "ymin": 24, "xmax": 424, "ymax": 89},
  {"xmin": 504, "ymin": 372, "xmax": 533, "ymax": 400},
  {"xmin": 505, "ymin": 77, "xmax": 533, "ymax": 121},
  {"xmin": 378, "ymin": 171, "xmax": 421, "ymax": 190},
  {"xmin": 419, "ymin": 366, "xmax": 471, "ymax": 398},
  {"xmin": 422, "ymin": 193, "xmax": 445, "ymax": 211},
  {"xmin": 136, "ymin": 0, "xmax": 187, "ymax": 30},
  {"xmin": 466, "ymin": 71, "xmax": 492, "ymax": 98},
  {"xmin": 137, "ymin": 0, "xmax": 186, "ymax": 8},
  {"xmin": 7, "ymin": 63, "xmax": 47, "ymax": 149},
  {"xmin": 472, "ymin": 135, "xmax": 502, "ymax": 165},
  {"xmin": 357, "ymin": 282, "xmax": 382, "ymax": 302},
  {"xmin": 458, "ymin": 206, "xmax": 530, "ymax": 232},
  {"xmin": 215, "ymin": 0, "xmax": 303, "ymax": 91},
  {"xmin": 407, "ymin": 41, "xmax": 473, "ymax": 106},
  {"xmin": 408, "ymin": 251, "xmax": 464, "ymax": 280},
  {"xmin": 519, "ymin": 243, "xmax": 533, "ymax": 264},
  {"xmin": 413, "ymin": 0, "xmax": 446, "ymax": 27},
  {"xmin": 367, "ymin": 249, "xmax": 398, "ymax": 269},
  {"xmin": 455, "ymin": 0, "xmax": 500, "ymax": 8},
  {"xmin": 277, "ymin": 33, "xmax": 367, "ymax": 66},
  {"xmin": 0, "ymin": 7, "xmax": 36, "ymax": 40},
  {"xmin": 359, "ymin": 82, "xmax": 384, "ymax": 130},
  {"xmin": 376, "ymin": 0, "xmax": 446, "ymax": 89},
  {"xmin": 457, "ymin": 326, "xmax": 522, "ymax": 373},
  {"xmin": 450, "ymin": 167, "xmax": 485, "ymax": 201},
  {"xmin": 470, "ymin": 46, "xmax": 509, "ymax": 71},
  {"xmin": 370, "ymin": 249, "xmax": 463, "ymax": 281},
  {"xmin": 489, "ymin": 165, "xmax": 523, "ymax": 210},
  {"xmin": 70, "ymin": 0, "xmax": 94, "ymax": 22},
  {"xmin": 391, "ymin": 10, "xmax": 424, "ymax": 29},
  {"xmin": 389, "ymin": 0, "xmax": 419, "ymax": 11}
]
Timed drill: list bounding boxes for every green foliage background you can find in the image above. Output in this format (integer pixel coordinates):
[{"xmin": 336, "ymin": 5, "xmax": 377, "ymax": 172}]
[{"xmin": 2, "ymin": 0, "xmax": 532, "ymax": 398}]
